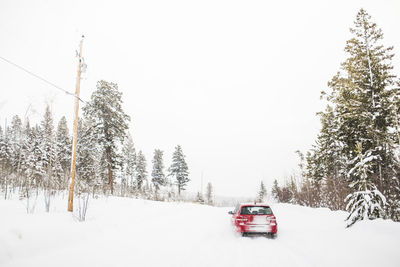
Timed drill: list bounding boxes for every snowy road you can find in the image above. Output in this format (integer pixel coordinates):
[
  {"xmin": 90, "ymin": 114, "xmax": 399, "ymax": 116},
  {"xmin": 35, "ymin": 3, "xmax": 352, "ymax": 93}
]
[{"xmin": 1, "ymin": 196, "xmax": 399, "ymax": 267}]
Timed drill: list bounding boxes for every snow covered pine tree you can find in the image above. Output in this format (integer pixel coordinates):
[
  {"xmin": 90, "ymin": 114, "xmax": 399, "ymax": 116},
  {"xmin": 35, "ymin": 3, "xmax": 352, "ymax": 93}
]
[
  {"xmin": 345, "ymin": 143, "xmax": 386, "ymax": 227},
  {"xmin": 168, "ymin": 145, "xmax": 189, "ymax": 196},
  {"xmin": 257, "ymin": 181, "xmax": 267, "ymax": 203},
  {"xmin": 151, "ymin": 149, "xmax": 166, "ymax": 200},
  {"xmin": 135, "ymin": 150, "xmax": 147, "ymax": 195},
  {"xmin": 206, "ymin": 182, "xmax": 213, "ymax": 205},
  {"xmin": 303, "ymin": 9, "xmax": 400, "ymax": 223},
  {"xmin": 121, "ymin": 134, "xmax": 136, "ymax": 197},
  {"xmin": 83, "ymin": 80, "xmax": 130, "ymax": 195}
]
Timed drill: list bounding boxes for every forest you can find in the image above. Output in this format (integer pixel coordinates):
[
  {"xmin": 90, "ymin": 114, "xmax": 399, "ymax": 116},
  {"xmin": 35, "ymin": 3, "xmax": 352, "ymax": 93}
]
[{"xmin": 0, "ymin": 79, "xmax": 217, "ymax": 216}]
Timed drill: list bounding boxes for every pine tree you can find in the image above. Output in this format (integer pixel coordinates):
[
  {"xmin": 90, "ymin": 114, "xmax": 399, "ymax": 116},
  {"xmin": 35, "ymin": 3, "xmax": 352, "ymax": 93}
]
[
  {"xmin": 83, "ymin": 80, "xmax": 130, "ymax": 195},
  {"xmin": 55, "ymin": 116, "xmax": 71, "ymax": 190},
  {"xmin": 288, "ymin": 177, "xmax": 299, "ymax": 205},
  {"xmin": 168, "ymin": 145, "xmax": 189, "ymax": 196},
  {"xmin": 271, "ymin": 179, "xmax": 281, "ymax": 202},
  {"xmin": 345, "ymin": 142, "xmax": 386, "ymax": 227},
  {"xmin": 205, "ymin": 182, "xmax": 213, "ymax": 205},
  {"xmin": 76, "ymin": 118, "xmax": 102, "ymax": 195},
  {"xmin": 305, "ymin": 107, "xmax": 346, "ymax": 209},
  {"xmin": 121, "ymin": 134, "xmax": 136, "ymax": 196},
  {"xmin": 30, "ymin": 125, "xmax": 46, "ymax": 194},
  {"xmin": 310, "ymin": 108, "xmax": 349, "ymax": 210},
  {"xmin": 9, "ymin": 115, "xmax": 23, "ymax": 176},
  {"xmin": 20, "ymin": 121, "xmax": 32, "ymax": 196},
  {"xmin": 40, "ymin": 106, "xmax": 57, "ymax": 211},
  {"xmin": 330, "ymin": 9, "xmax": 400, "ymax": 221},
  {"xmin": 257, "ymin": 181, "xmax": 267, "ymax": 203},
  {"xmin": 0, "ymin": 125, "xmax": 12, "ymax": 197},
  {"xmin": 135, "ymin": 150, "xmax": 147, "ymax": 193},
  {"xmin": 151, "ymin": 149, "xmax": 165, "ymax": 196},
  {"xmin": 40, "ymin": 106, "xmax": 55, "ymax": 177},
  {"xmin": 0, "ymin": 126, "xmax": 3, "ymax": 158},
  {"xmin": 196, "ymin": 191, "xmax": 204, "ymax": 204},
  {"xmin": 302, "ymin": 9, "xmax": 400, "ymax": 222}
]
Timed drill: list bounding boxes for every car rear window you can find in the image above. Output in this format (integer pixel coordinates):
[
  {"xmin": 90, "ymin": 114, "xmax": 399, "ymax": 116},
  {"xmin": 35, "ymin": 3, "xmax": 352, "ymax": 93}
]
[{"xmin": 240, "ymin": 206, "xmax": 273, "ymax": 215}]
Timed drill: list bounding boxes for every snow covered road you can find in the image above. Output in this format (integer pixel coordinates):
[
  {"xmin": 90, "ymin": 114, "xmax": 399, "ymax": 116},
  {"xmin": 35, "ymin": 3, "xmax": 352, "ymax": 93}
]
[{"xmin": 1, "ymin": 196, "xmax": 399, "ymax": 267}]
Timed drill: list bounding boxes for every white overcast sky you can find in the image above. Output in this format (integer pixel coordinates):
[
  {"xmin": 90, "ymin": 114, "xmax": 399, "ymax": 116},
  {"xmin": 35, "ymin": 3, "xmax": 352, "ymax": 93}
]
[{"xmin": 1, "ymin": 0, "xmax": 399, "ymax": 197}]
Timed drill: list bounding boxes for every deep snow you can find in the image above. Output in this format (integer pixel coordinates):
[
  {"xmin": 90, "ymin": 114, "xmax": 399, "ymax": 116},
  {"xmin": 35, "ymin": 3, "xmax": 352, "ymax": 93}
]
[{"xmin": 1, "ymin": 195, "xmax": 399, "ymax": 267}]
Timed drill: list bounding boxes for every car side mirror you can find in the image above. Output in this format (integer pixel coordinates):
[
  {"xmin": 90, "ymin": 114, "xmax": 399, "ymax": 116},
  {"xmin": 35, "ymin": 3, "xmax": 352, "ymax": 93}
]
[{"xmin": 228, "ymin": 211, "xmax": 234, "ymax": 215}]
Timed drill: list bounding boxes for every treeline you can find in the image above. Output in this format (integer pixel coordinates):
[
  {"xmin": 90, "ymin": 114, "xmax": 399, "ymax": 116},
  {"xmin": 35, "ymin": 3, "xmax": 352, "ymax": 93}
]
[
  {"xmin": 271, "ymin": 174, "xmax": 349, "ymax": 210},
  {"xmin": 272, "ymin": 9, "xmax": 400, "ymax": 226},
  {"xmin": 0, "ymin": 80, "xmax": 192, "ymax": 206}
]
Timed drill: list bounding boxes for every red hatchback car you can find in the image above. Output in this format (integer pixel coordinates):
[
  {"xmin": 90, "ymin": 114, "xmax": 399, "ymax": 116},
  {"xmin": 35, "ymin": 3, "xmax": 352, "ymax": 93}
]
[{"xmin": 229, "ymin": 203, "xmax": 278, "ymax": 237}]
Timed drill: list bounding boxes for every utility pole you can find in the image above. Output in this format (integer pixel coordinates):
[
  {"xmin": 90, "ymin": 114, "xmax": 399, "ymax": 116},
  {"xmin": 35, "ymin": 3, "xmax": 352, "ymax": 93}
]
[{"xmin": 68, "ymin": 36, "xmax": 84, "ymax": 212}]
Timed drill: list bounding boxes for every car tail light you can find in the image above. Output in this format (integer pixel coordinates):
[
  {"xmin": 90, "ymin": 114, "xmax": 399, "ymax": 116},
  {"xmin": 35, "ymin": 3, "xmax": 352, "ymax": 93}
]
[
  {"xmin": 236, "ymin": 216, "xmax": 248, "ymax": 222},
  {"xmin": 268, "ymin": 216, "xmax": 276, "ymax": 225}
]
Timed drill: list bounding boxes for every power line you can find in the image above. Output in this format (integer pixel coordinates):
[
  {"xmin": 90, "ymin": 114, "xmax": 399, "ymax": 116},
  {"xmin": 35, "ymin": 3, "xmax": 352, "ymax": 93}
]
[{"xmin": 0, "ymin": 55, "xmax": 87, "ymax": 104}]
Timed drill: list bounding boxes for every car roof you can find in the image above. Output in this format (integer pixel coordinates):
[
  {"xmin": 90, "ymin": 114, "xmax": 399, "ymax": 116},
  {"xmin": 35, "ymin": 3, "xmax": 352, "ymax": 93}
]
[{"xmin": 239, "ymin": 203, "xmax": 271, "ymax": 207}]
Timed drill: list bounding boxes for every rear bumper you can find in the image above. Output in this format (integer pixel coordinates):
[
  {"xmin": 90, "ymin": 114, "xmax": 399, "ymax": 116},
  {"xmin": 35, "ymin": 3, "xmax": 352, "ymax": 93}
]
[{"xmin": 236, "ymin": 224, "xmax": 277, "ymax": 234}]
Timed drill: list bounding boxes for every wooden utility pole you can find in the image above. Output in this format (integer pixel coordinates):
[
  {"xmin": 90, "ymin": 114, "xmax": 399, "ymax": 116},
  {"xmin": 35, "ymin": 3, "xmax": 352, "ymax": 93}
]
[{"xmin": 68, "ymin": 36, "xmax": 84, "ymax": 212}]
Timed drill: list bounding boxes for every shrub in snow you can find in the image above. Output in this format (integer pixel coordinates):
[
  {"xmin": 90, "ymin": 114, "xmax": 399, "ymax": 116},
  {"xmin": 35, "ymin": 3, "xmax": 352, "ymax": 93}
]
[
  {"xmin": 345, "ymin": 143, "xmax": 386, "ymax": 227},
  {"xmin": 345, "ymin": 184, "xmax": 386, "ymax": 227},
  {"xmin": 76, "ymin": 193, "xmax": 90, "ymax": 222}
]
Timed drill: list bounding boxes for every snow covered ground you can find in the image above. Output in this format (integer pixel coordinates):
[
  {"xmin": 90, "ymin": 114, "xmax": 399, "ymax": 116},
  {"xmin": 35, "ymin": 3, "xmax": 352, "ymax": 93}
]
[{"xmin": 1, "ymin": 195, "xmax": 399, "ymax": 267}]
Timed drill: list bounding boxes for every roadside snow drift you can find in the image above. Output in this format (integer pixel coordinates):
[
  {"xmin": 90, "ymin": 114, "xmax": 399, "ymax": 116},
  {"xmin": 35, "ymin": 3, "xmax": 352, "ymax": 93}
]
[{"xmin": 1, "ymin": 195, "xmax": 399, "ymax": 267}]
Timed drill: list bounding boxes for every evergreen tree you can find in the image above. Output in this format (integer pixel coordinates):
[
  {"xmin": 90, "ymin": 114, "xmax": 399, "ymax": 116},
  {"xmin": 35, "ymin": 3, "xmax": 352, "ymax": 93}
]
[
  {"xmin": 288, "ymin": 177, "xmax": 299, "ymax": 205},
  {"xmin": 0, "ymin": 126, "xmax": 3, "ymax": 158},
  {"xmin": 257, "ymin": 181, "xmax": 267, "ymax": 203},
  {"xmin": 135, "ymin": 150, "xmax": 147, "ymax": 193},
  {"xmin": 121, "ymin": 134, "xmax": 136, "ymax": 196},
  {"xmin": 40, "ymin": 106, "xmax": 57, "ymax": 211},
  {"xmin": 55, "ymin": 116, "xmax": 71, "ymax": 190},
  {"xmin": 345, "ymin": 142, "xmax": 386, "ymax": 227},
  {"xmin": 151, "ymin": 149, "xmax": 165, "ymax": 195},
  {"xmin": 302, "ymin": 9, "xmax": 400, "ymax": 222},
  {"xmin": 83, "ymin": 80, "xmax": 130, "ymax": 194},
  {"xmin": 332, "ymin": 14, "xmax": 397, "ymax": 170},
  {"xmin": 305, "ymin": 108, "xmax": 344, "ymax": 208},
  {"xmin": 76, "ymin": 118, "xmax": 103, "ymax": 195},
  {"xmin": 30, "ymin": 125, "xmax": 46, "ymax": 193},
  {"xmin": 40, "ymin": 106, "xmax": 56, "ymax": 187},
  {"xmin": 0, "ymin": 125, "xmax": 12, "ymax": 197},
  {"xmin": 20, "ymin": 121, "xmax": 33, "ymax": 196},
  {"xmin": 196, "ymin": 191, "xmax": 204, "ymax": 204},
  {"xmin": 168, "ymin": 145, "xmax": 189, "ymax": 196},
  {"xmin": 330, "ymin": 9, "xmax": 400, "ymax": 221},
  {"xmin": 9, "ymin": 115, "xmax": 23, "ymax": 176},
  {"xmin": 205, "ymin": 182, "xmax": 213, "ymax": 205},
  {"xmin": 271, "ymin": 179, "xmax": 281, "ymax": 202}
]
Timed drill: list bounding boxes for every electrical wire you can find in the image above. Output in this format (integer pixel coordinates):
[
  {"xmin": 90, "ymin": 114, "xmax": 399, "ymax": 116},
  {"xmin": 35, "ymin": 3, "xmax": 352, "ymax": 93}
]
[{"xmin": 0, "ymin": 55, "xmax": 87, "ymax": 104}]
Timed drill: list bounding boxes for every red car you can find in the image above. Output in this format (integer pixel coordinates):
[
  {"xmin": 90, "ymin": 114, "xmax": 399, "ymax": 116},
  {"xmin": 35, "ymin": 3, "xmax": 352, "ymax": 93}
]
[{"xmin": 229, "ymin": 203, "xmax": 278, "ymax": 237}]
